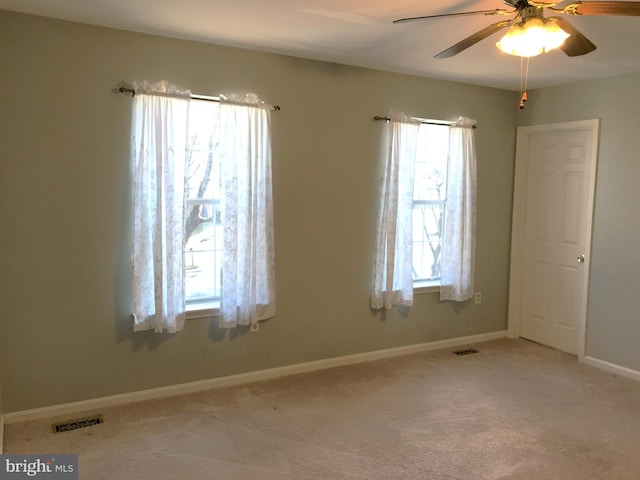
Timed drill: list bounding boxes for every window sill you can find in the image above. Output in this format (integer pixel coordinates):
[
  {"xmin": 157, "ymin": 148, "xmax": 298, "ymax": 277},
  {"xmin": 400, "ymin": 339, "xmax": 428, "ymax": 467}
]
[
  {"xmin": 414, "ymin": 282, "xmax": 440, "ymax": 295},
  {"xmin": 186, "ymin": 301, "xmax": 220, "ymax": 319},
  {"xmin": 186, "ymin": 285, "xmax": 439, "ymax": 318}
]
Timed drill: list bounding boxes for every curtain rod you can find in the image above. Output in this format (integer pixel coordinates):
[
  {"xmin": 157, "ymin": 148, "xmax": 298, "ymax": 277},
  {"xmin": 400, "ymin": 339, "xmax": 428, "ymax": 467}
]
[
  {"xmin": 373, "ymin": 115, "xmax": 476, "ymax": 128},
  {"xmin": 118, "ymin": 87, "xmax": 281, "ymax": 111}
]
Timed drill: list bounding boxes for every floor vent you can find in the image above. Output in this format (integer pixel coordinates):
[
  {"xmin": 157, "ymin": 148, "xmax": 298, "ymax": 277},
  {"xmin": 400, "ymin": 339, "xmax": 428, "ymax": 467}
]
[
  {"xmin": 52, "ymin": 415, "xmax": 104, "ymax": 433},
  {"xmin": 454, "ymin": 348, "xmax": 479, "ymax": 356}
]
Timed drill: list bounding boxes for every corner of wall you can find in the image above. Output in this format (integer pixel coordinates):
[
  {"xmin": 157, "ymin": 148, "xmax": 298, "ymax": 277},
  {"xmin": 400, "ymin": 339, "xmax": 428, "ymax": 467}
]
[{"xmin": 584, "ymin": 356, "xmax": 640, "ymax": 382}]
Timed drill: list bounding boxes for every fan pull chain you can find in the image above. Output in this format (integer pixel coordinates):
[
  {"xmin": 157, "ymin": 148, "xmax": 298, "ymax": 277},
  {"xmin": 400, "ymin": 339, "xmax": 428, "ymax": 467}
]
[
  {"xmin": 519, "ymin": 56, "xmax": 524, "ymax": 108},
  {"xmin": 520, "ymin": 56, "xmax": 530, "ymax": 109}
]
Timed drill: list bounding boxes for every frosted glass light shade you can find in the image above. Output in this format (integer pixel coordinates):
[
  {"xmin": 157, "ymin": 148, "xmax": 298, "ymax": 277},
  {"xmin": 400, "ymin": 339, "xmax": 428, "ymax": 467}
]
[{"xmin": 496, "ymin": 18, "xmax": 570, "ymax": 57}]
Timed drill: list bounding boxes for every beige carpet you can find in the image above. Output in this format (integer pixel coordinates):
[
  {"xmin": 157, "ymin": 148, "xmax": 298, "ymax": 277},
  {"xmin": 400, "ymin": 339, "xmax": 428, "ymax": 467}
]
[{"xmin": 4, "ymin": 338, "xmax": 640, "ymax": 479}]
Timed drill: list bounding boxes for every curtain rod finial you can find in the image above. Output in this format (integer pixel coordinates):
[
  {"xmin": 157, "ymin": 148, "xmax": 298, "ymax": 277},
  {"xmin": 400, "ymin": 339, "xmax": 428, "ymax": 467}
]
[{"xmin": 118, "ymin": 86, "xmax": 135, "ymax": 96}]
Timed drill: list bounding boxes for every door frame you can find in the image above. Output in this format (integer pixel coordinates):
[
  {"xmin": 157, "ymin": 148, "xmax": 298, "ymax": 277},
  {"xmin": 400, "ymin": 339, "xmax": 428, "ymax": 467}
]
[{"xmin": 507, "ymin": 119, "xmax": 600, "ymax": 362}]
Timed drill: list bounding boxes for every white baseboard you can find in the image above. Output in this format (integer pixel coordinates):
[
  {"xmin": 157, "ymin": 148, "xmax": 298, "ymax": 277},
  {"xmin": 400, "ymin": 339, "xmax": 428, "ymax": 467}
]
[
  {"xmin": 584, "ymin": 356, "xmax": 640, "ymax": 382},
  {"xmin": 3, "ymin": 331, "xmax": 506, "ymax": 425}
]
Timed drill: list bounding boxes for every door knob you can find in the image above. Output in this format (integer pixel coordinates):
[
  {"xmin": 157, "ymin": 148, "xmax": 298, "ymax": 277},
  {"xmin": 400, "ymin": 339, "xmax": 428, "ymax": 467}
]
[{"xmin": 577, "ymin": 254, "xmax": 585, "ymax": 263}]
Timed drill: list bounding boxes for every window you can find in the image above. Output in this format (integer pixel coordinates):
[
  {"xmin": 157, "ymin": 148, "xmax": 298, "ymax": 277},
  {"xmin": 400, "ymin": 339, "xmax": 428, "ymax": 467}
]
[
  {"xmin": 371, "ymin": 113, "xmax": 476, "ymax": 310},
  {"xmin": 412, "ymin": 123, "xmax": 450, "ymax": 288},
  {"xmin": 131, "ymin": 81, "xmax": 276, "ymax": 333},
  {"xmin": 184, "ymin": 100, "xmax": 222, "ymax": 310}
]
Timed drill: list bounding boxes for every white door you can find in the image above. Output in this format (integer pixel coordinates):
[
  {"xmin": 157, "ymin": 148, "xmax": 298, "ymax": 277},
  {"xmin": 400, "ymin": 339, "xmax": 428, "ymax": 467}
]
[{"xmin": 508, "ymin": 120, "xmax": 599, "ymax": 358}]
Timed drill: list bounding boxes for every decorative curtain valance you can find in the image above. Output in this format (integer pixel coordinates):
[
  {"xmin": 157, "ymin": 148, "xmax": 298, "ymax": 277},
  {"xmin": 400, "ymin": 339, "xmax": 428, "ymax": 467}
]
[{"xmin": 132, "ymin": 80, "xmax": 192, "ymax": 99}]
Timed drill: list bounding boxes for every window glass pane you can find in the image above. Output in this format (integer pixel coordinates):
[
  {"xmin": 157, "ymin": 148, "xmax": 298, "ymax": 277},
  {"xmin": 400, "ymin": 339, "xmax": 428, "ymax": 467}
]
[
  {"xmin": 412, "ymin": 122, "xmax": 449, "ymax": 284},
  {"xmin": 185, "ymin": 202, "xmax": 222, "ymax": 301},
  {"xmin": 413, "ymin": 124, "xmax": 449, "ymax": 201},
  {"xmin": 412, "ymin": 203, "xmax": 445, "ymax": 282},
  {"xmin": 187, "ymin": 150, "xmax": 217, "ymax": 199},
  {"xmin": 187, "ymin": 101, "xmax": 220, "ymax": 200},
  {"xmin": 184, "ymin": 100, "xmax": 222, "ymax": 303}
]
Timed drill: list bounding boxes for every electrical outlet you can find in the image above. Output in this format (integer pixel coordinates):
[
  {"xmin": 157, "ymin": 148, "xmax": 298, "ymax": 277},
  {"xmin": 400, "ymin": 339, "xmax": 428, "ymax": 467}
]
[
  {"xmin": 250, "ymin": 322, "xmax": 259, "ymax": 333},
  {"xmin": 474, "ymin": 292, "xmax": 482, "ymax": 304}
]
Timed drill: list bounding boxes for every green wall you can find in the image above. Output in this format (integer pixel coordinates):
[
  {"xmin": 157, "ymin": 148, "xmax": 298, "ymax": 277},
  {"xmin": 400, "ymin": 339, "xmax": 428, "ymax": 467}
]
[
  {"xmin": 0, "ymin": 11, "xmax": 519, "ymax": 412},
  {"xmin": 518, "ymin": 72, "xmax": 640, "ymax": 372}
]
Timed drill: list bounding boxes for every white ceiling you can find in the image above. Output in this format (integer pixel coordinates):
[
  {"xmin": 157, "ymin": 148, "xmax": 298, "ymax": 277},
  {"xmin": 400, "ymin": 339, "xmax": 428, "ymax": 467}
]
[{"xmin": 2, "ymin": 0, "xmax": 639, "ymax": 90}]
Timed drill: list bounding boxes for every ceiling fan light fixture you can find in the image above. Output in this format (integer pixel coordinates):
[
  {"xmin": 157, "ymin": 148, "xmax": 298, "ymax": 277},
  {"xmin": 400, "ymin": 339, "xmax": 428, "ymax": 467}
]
[
  {"xmin": 496, "ymin": 17, "xmax": 570, "ymax": 57},
  {"xmin": 540, "ymin": 19, "xmax": 572, "ymax": 50}
]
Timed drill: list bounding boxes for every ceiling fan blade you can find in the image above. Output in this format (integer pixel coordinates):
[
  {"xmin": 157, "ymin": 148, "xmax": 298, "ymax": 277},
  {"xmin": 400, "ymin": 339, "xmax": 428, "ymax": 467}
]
[
  {"xmin": 435, "ymin": 20, "xmax": 510, "ymax": 58},
  {"xmin": 393, "ymin": 9, "xmax": 514, "ymax": 24},
  {"xmin": 557, "ymin": 1, "xmax": 640, "ymax": 16},
  {"xmin": 552, "ymin": 17, "xmax": 597, "ymax": 56}
]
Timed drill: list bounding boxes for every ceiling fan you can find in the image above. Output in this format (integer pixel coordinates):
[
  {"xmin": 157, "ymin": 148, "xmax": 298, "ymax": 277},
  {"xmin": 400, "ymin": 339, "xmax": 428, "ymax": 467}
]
[{"xmin": 393, "ymin": 1, "xmax": 640, "ymax": 59}]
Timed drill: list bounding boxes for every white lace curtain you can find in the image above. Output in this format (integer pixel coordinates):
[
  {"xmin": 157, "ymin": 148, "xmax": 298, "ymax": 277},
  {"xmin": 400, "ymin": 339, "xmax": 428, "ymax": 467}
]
[
  {"xmin": 130, "ymin": 83, "xmax": 276, "ymax": 333},
  {"xmin": 371, "ymin": 113, "xmax": 420, "ymax": 309},
  {"xmin": 131, "ymin": 80, "xmax": 191, "ymax": 333},
  {"xmin": 440, "ymin": 117, "xmax": 477, "ymax": 301},
  {"xmin": 372, "ymin": 113, "xmax": 477, "ymax": 309},
  {"xmin": 219, "ymin": 95, "xmax": 276, "ymax": 329}
]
